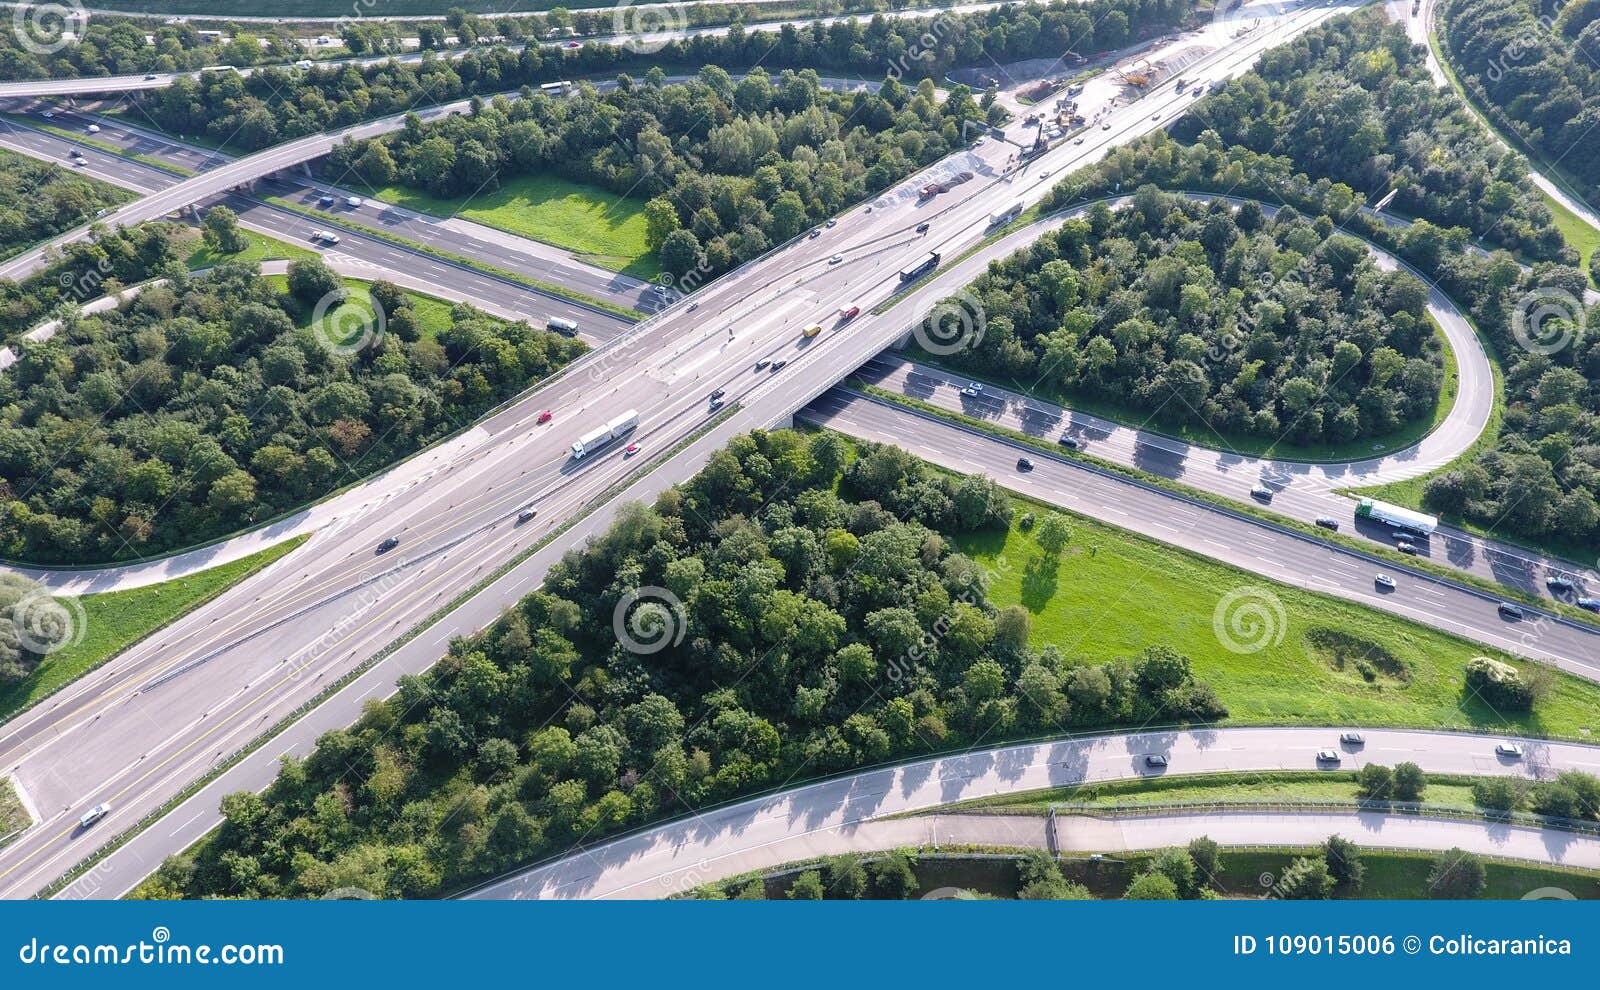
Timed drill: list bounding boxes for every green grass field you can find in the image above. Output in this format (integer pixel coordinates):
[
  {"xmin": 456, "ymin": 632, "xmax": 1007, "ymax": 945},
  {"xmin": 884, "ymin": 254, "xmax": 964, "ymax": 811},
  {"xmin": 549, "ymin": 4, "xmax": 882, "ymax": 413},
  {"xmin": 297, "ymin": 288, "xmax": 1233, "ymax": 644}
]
[
  {"xmin": 184, "ymin": 229, "xmax": 317, "ymax": 270},
  {"xmin": 260, "ymin": 273, "xmax": 455, "ymax": 343},
  {"xmin": 913, "ymin": 316, "xmax": 1459, "ymax": 464},
  {"xmin": 956, "ymin": 495, "xmax": 1599, "ymax": 736},
  {"xmin": 0, "ymin": 537, "xmax": 307, "ymax": 723},
  {"xmin": 366, "ymin": 173, "xmax": 656, "ymax": 277},
  {"xmin": 960, "ymin": 771, "xmax": 1485, "ymax": 813},
  {"xmin": 0, "ymin": 778, "xmax": 28, "ymax": 844}
]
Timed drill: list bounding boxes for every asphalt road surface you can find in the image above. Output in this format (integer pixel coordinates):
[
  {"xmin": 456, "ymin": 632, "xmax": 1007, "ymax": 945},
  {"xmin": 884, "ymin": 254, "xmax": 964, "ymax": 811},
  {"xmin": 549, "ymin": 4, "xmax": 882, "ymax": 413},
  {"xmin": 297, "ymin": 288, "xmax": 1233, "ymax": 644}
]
[{"xmin": 466, "ymin": 727, "xmax": 1600, "ymax": 899}]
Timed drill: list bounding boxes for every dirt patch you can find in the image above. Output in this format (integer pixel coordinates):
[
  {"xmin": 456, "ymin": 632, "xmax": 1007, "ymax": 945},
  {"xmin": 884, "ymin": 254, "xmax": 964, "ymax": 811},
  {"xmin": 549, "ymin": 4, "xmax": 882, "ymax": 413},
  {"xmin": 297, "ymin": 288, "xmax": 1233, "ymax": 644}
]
[{"xmin": 1305, "ymin": 627, "xmax": 1413, "ymax": 687}]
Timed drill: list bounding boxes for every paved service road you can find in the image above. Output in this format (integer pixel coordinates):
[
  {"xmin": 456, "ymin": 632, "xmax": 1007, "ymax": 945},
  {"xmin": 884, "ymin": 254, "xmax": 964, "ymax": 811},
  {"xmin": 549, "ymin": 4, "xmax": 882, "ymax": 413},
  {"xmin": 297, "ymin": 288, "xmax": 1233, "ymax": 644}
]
[
  {"xmin": 802, "ymin": 391, "xmax": 1600, "ymax": 675},
  {"xmin": 466, "ymin": 727, "xmax": 1600, "ymax": 899}
]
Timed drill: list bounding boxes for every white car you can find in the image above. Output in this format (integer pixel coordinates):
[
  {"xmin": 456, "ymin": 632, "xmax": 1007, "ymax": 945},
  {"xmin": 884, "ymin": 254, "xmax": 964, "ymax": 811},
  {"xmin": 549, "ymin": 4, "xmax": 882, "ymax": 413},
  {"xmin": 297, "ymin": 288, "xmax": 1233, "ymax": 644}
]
[
  {"xmin": 345, "ymin": 196, "xmax": 364, "ymax": 208},
  {"xmin": 960, "ymin": 382, "xmax": 984, "ymax": 397},
  {"xmin": 86, "ymin": 123, "xmax": 100, "ymax": 133},
  {"xmin": 295, "ymin": 59, "xmax": 314, "ymax": 69},
  {"xmin": 78, "ymin": 803, "xmax": 111, "ymax": 828},
  {"xmin": 1496, "ymin": 742, "xmax": 1524, "ymax": 759},
  {"xmin": 1375, "ymin": 574, "xmax": 1397, "ymax": 590},
  {"xmin": 828, "ymin": 254, "xmax": 843, "ymax": 265},
  {"xmin": 312, "ymin": 230, "xmax": 340, "ymax": 245}
]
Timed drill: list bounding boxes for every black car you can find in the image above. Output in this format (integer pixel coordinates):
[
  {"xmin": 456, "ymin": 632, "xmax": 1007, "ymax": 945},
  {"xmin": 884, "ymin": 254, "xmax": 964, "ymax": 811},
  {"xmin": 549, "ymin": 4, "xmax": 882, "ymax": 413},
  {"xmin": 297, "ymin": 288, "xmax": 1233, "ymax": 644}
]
[
  {"xmin": 769, "ymin": 360, "xmax": 787, "ymax": 372},
  {"xmin": 709, "ymin": 388, "xmax": 726, "ymax": 401},
  {"xmin": 754, "ymin": 359, "xmax": 770, "ymax": 371},
  {"xmin": 1249, "ymin": 484, "xmax": 1273, "ymax": 503},
  {"xmin": 1144, "ymin": 754, "xmax": 1168, "ymax": 768},
  {"xmin": 1577, "ymin": 598, "xmax": 1600, "ymax": 614},
  {"xmin": 1057, "ymin": 435, "xmax": 1080, "ymax": 449},
  {"xmin": 1497, "ymin": 602, "xmax": 1526, "ymax": 620},
  {"xmin": 1315, "ymin": 516, "xmax": 1340, "ymax": 530},
  {"xmin": 376, "ymin": 536, "xmax": 400, "ymax": 553},
  {"xmin": 916, "ymin": 222, "xmax": 931, "ymax": 234},
  {"xmin": 1547, "ymin": 576, "xmax": 1575, "ymax": 594},
  {"xmin": 1016, "ymin": 457, "xmax": 1034, "ymax": 471},
  {"xmin": 318, "ymin": 195, "xmax": 336, "ymax": 206},
  {"xmin": 708, "ymin": 396, "xmax": 725, "ymax": 411}
]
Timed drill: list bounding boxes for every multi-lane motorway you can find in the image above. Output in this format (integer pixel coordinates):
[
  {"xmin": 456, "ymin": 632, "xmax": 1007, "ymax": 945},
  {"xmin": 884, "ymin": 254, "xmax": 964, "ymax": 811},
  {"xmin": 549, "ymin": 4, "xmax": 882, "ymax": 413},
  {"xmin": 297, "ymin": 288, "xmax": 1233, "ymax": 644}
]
[{"xmin": 5, "ymin": 0, "xmax": 1584, "ymax": 900}]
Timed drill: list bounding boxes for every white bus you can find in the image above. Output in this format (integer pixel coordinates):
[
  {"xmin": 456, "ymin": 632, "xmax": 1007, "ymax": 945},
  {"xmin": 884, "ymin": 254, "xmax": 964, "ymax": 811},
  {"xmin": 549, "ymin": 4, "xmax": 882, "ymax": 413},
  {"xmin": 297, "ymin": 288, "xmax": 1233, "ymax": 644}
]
[{"xmin": 540, "ymin": 81, "xmax": 572, "ymax": 96}]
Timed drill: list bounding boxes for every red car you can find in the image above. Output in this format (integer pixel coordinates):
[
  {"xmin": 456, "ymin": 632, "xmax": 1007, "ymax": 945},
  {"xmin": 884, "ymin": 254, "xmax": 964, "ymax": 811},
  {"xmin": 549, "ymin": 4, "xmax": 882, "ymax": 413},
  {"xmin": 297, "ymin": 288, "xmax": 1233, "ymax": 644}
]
[
  {"xmin": 624, "ymin": 443, "xmax": 640, "ymax": 457},
  {"xmin": 537, "ymin": 410, "xmax": 552, "ymax": 424}
]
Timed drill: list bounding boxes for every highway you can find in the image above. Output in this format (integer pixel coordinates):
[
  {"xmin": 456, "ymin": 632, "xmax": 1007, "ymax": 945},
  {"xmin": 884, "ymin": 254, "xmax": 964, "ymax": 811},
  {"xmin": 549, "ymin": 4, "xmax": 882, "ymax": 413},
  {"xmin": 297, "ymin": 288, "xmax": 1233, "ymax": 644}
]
[
  {"xmin": 803, "ymin": 391, "xmax": 1600, "ymax": 673},
  {"xmin": 0, "ymin": 0, "xmax": 1414, "ymax": 898},
  {"xmin": 465, "ymin": 727, "xmax": 1600, "ymax": 899},
  {"xmin": 0, "ymin": 111, "xmax": 650, "ymax": 321}
]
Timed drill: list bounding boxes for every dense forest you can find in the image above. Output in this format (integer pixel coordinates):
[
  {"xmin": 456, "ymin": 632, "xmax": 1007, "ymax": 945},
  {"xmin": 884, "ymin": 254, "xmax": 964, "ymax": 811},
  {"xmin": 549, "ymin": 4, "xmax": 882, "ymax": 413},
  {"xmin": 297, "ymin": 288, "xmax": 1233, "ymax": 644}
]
[
  {"xmin": 333, "ymin": 69, "xmax": 977, "ymax": 280},
  {"xmin": 0, "ymin": 257, "xmax": 584, "ymax": 563},
  {"xmin": 945, "ymin": 189, "xmax": 1443, "ymax": 446},
  {"xmin": 143, "ymin": 0, "xmax": 1191, "ymax": 151},
  {"xmin": 0, "ymin": 152, "xmax": 130, "ymax": 261},
  {"xmin": 0, "ymin": 15, "xmax": 302, "ymax": 80},
  {"xmin": 137, "ymin": 429, "xmax": 1227, "ymax": 898},
  {"xmin": 1049, "ymin": 131, "xmax": 1600, "ymax": 549},
  {"xmin": 1444, "ymin": 0, "xmax": 1600, "ymax": 217},
  {"xmin": 1172, "ymin": 9, "xmax": 1573, "ymax": 265},
  {"xmin": 0, "ymin": 223, "xmax": 179, "ymax": 339}
]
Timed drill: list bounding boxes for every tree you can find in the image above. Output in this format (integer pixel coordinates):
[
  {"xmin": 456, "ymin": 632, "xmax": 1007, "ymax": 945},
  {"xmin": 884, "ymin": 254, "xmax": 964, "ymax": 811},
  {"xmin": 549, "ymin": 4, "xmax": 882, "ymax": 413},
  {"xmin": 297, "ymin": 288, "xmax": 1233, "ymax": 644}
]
[
  {"xmin": 1321, "ymin": 835, "xmax": 1364, "ymax": 893},
  {"xmin": 1149, "ymin": 848, "xmax": 1199, "ymax": 898},
  {"xmin": 1426, "ymin": 849, "xmax": 1486, "ymax": 899},
  {"xmin": 644, "ymin": 197, "xmax": 680, "ymax": 251},
  {"xmin": 286, "ymin": 258, "xmax": 344, "ymax": 307},
  {"xmin": 1471, "ymin": 777, "xmax": 1523, "ymax": 812},
  {"xmin": 1272, "ymin": 856, "xmax": 1334, "ymax": 899},
  {"xmin": 1033, "ymin": 513, "xmax": 1073, "ymax": 555},
  {"xmin": 870, "ymin": 851, "xmax": 919, "ymax": 899},
  {"xmin": 787, "ymin": 870, "xmax": 825, "ymax": 899},
  {"xmin": 1187, "ymin": 836, "xmax": 1221, "ymax": 890},
  {"xmin": 200, "ymin": 205, "xmax": 247, "ymax": 255},
  {"xmin": 658, "ymin": 228, "xmax": 704, "ymax": 278},
  {"xmin": 1124, "ymin": 871, "xmax": 1179, "ymax": 900},
  {"xmin": 824, "ymin": 856, "xmax": 869, "ymax": 899},
  {"xmin": 1391, "ymin": 762, "xmax": 1426, "ymax": 802},
  {"xmin": 1356, "ymin": 763, "xmax": 1393, "ymax": 800}
]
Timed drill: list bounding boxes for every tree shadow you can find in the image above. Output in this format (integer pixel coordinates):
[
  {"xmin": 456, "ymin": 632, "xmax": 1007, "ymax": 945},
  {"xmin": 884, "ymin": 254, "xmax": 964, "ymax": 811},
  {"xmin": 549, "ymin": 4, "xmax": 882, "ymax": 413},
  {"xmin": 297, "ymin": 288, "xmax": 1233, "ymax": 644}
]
[{"xmin": 1020, "ymin": 549, "xmax": 1060, "ymax": 612}]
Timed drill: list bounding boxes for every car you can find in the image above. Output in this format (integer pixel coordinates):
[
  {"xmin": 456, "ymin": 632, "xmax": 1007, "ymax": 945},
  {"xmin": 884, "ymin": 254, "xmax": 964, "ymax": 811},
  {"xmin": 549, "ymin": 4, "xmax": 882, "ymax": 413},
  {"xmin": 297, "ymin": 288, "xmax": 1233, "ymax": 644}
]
[
  {"xmin": 311, "ymin": 230, "xmax": 340, "ymax": 245},
  {"xmin": 802, "ymin": 325, "xmax": 822, "ymax": 338},
  {"xmin": 517, "ymin": 506, "xmax": 538, "ymax": 523},
  {"xmin": 1039, "ymin": 170, "xmax": 1052, "ymax": 178},
  {"xmin": 1316, "ymin": 749, "xmax": 1341, "ymax": 764},
  {"xmin": 808, "ymin": 228, "xmax": 821, "ymax": 239},
  {"xmin": 960, "ymin": 382, "xmax": 984, "ymax": 397},
  {"xmin": 1073, "ymin": 136, "xmax": 1085, "ymax": 144},
  {"xmin": 652, "ymin": 283, "xmax": 671, "ymax": 298},
  {"xmin": 39, "ymin": 110, "xmax": 54, "ymax": 118},
  {"xmin": 826, "ymin": 218, "xmax": 837, "ymax": 228},
  {"xmin": 69, "ymin": 149, "xmax": 84, "ymax": 159},
  {"xmin": 1375, "ymin": 574, "xmax": 1397, "ymax": 590},
  {"xmin": 376, "ymin": 536, "xmax": 400, "ymax": 553},
  {"xmin": 769, "ymin": 360, "xmax": 787, "ymax": 372},
  {"xmin": 1396, "ymin": 541, "xmax": 1417, "ymax": 555},
  {"xmin": 1497, "ymin": 742, "xmax": 1524, "ymax": 759},
  {"xmin": 624, "ymin": 443, "xmax": 640, "ymax": 457},
  {"xmin": 561, "ymin": 40, "xmax": 581, "ymax": 48},
  {"xmin": 144, "ymin": 73, "xmax": 158, "ymax": 80},
  {"xmin": 1315, "ymin": 516, "xmax": 1339, "ymax": 530},
  {"xmin": 828, "ymin": 254, "xmax": 843, "ymax": 265},
  {"xmin": 1394, "ymin": 529, "xmax": 1425, "ymax": 542},
  {"xmin": 1151, "ymin": 113, "xmax": 1161, "ymax": 121},
  {"xmin": 839, "ymin": 305, "xmax": 860, "ymax": 321},
  {"xmin": 1101, "ymin": 122, "xmax": 1112, "ymax": 130},
  {"xmin": 536, "ymin": 410, "xmax": 552, "ymax": 424},
  {"xmin": 318, "ymin": 195, "xmax": 336, "ymax": 206},
  {"xmin": 86, "ymin": 124, "xmax": 100, "ymax": 133},
  {"xmin": 1497, "ymin": 602, "xmax": 1525, "ymax": 620},
  {"xmin": 294, "ymin": 59, "xmax": 314, "ymax": 69},
  {"xmin": 1144, "ymin": 754, "xmax": 1168, "ymax": 768},
  {"xmin": 709, "ymin": 388, "xmax": 726, "ymax": 401},
  {"xmin": 754, "ymin": 359, "xmax": 770, "ymax": 371},
  {"xmin": 708, "ymin": 396, "xmax": 725, "ymax": 411},
  {"xmin": 1058, "ymin": 435, "xmax": 1080, "ymax": 449},
  {"xmin": 687, "ymin": 302, "xmax": 698, "ymax": 312},
  {"xmin": 1578, "ymin": 598, "xmax": 1600, "ymax": 614},
  {"xmin": 1547, "ymin": 576, "xmax": 1576, "ymax": 594},
  {"xmin": 1016, "ymin": 457, "xmax": 1034, "ymax": 471},
  {"xmin": 971, "ymin": 137, "xmax": 985, "ymax": 147},
  {"xmin": 78, "ymin": 803, "xmax": 111, "ymax": 828},
  {"xmin": 1249, "ymin": 484, "xmax": 1273, "ymax": 503},
  {"xmin": 345, "ymin": 196, "xmax": 363, "ymax": 208},
  {"xmin": 916, "ymin": 222, "xmax": 931, "ymax": 234},
  {"xmin": 1340, "ymin": 732, "xmax": 1365, "ymax": 745}
]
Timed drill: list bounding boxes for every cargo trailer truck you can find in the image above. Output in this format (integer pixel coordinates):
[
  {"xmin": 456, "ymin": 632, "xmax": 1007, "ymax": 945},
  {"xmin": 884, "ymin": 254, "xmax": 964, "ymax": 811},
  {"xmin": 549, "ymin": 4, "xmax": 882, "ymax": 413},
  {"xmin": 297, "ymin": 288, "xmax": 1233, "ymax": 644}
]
[
  {"xmin": 1354, "ymin": 498, "xmax": 1438, "ymax": 535},
  {"xmin": 570, "ymin": 409, "xmax": 640, "ymax": 459}
]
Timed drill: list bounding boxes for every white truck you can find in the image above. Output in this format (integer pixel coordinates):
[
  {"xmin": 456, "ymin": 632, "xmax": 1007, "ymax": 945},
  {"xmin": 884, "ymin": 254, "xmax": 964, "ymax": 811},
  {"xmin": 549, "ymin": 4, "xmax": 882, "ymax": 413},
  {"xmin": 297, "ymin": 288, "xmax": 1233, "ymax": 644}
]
[
  {"xmin": 1354, "ymin": 498, "xmax": 1438, "ymax": 535},
  {"xmin": 570, "ymin": 409, "xmax": 639, "ymax": 459},
  {"xmin": 989, "ymin": 200, "xmax": 1024, "ymax": 227}
]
